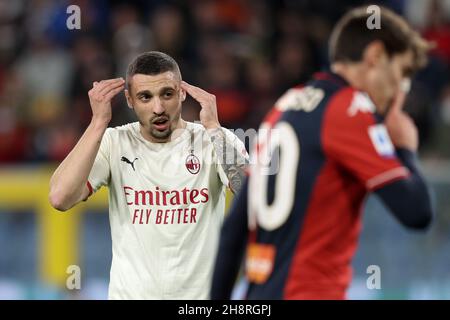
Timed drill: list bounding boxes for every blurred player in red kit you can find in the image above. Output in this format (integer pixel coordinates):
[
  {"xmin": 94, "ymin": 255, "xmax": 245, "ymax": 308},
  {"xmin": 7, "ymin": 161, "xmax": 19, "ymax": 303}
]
[{"xmin": 211, "ymin": 6, "xmax": 434, "ymax": 300}]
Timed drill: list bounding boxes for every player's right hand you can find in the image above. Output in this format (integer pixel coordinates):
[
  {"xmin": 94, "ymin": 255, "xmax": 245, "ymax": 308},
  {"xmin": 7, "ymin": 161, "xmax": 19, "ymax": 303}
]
[
  {"xmin": 385, "ymin": 90, "xmax": 419, "ymax": 152},
  {"xmin": 88, "ymin": 78, "xmax": 125, "ymax": 125}
]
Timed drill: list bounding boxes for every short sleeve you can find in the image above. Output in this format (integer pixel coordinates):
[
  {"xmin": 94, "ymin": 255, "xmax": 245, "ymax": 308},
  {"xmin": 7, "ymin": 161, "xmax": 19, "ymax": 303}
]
[
  {"xmin": 87, "ymin": 128, "xmax": 112, "ymax": 196},
  {"xmin": 322, "ymin": 88, "xmax": 410, "ymax": 191}
]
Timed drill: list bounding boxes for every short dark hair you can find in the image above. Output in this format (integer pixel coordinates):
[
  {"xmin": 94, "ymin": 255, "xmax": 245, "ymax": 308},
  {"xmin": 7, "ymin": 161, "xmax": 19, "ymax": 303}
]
[
  {"xmin": 126, "ymin": 51, "xmax": 181, "ymax": 90},
  {"xmin": 329, "ymin": 6, "xmax": 430, "ymax": 73}
]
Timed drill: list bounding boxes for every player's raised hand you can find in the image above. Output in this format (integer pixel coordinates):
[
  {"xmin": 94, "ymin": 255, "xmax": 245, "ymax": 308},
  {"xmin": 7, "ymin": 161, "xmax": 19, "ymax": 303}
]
[
  {"xmin": 88, "ymin": 78, "xmax": 125, "ymax": 125},
  {"xmin": 181, "ymin": 81, "xmax": 221, "ymax": 130},
  {"xmin": 385, "ymin": 90, "xmax": 418, "ymax": 151}
]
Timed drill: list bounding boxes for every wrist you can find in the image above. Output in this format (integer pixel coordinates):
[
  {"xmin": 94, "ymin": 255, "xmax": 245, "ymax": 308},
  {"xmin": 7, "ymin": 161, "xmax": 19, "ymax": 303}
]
[
  {"xmin": 396, "ymin": 147, "xmax": 417, "ymax": 158},
  {"xmin": 90, "ymin": 117, "xmax": 110, "ymax": 131},
  {"xmin": 396, "ymin": 148, "xmax": 419, "ymax": 173},
  {"xmin": 393, "ymin": 141, "xmax": 418, "ymax": 153}
]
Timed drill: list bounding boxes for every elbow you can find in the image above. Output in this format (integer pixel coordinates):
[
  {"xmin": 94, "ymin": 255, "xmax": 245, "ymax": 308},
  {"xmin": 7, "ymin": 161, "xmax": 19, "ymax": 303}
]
[
  {"xmin": 48, "ymin": 189, "xmax": 71, "ymax": 212},
  {"xmin": 402, "ymin": 208, "xmax": 433, "ymax": 231},
  {"xmin": 380, "ymin": 180, "xmax": 434, "ymax": 231}
]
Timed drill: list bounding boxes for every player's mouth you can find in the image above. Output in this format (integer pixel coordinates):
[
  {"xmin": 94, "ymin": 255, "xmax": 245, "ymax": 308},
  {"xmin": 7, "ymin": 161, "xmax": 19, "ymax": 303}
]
[{"xmin": 152, "ymin": 116, "xmax": 170, "ymax": 131}]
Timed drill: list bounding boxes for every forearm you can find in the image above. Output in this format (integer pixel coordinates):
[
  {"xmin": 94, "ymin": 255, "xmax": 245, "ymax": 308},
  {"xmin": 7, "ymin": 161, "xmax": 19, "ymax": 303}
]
[
  {"xmin": 208, "ymin": 128, "xmax": 248, "ymax": 194},
  {"xmin": 375, "ymin": 148, "xmax": 433, "ymax": 229},
  {"xmin": 49, "ymin": 119, "xmax": 108, "ymax": 211},
  {"xmin": 211, "ymin": 179, "xmax": 249, "ymax": 299}
]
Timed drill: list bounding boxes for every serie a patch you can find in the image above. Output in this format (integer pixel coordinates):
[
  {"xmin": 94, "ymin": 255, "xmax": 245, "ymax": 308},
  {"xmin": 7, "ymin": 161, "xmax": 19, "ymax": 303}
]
[{"xmin": 368, "ymin": 124, "xmax": 395, "ymax": 157}]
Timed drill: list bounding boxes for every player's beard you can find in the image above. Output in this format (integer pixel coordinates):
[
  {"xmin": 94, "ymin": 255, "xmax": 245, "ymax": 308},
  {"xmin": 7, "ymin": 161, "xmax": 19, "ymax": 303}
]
[
  {"xmin": 146, "ymin": 116, "xmax": 172, "ymax": 141},
  {"xmin": 146, "ymin": 111, "xmax": 181, "ymax": 142}
]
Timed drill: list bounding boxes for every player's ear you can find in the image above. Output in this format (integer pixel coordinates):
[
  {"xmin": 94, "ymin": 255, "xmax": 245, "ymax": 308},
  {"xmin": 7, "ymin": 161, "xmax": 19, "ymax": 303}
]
[
  {"xmin": 364, "ymin": 40, "xmax": 387, "ymax": 68},
  {"xmin": 180, "ymin": 87, "xmax": 186, "ymax": 102},
  {"xmin": 124, "ymin": 89, "xmax": 133, "ymax": 109}
]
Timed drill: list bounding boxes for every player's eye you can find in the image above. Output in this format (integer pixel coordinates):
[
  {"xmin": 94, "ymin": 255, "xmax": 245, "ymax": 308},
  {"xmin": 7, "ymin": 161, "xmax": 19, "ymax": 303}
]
[
  {"xmin": 139, "ymin": 94, "xmax": 151, "ymax": 102},
  {"xmin": 162, "ymin": 91, "xmax": 174, "ymax": 99}
]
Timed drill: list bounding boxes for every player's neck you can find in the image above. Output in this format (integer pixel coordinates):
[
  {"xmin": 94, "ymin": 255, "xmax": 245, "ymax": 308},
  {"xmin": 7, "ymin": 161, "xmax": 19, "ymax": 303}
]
[
  {"xmin": 171, "ymin": 118, "xmax": 187, "ymax": 140},
  {"xmin": 332, "ymin": 63, "xmax": 385, "ymax": 113},
  {"xmin": 332, "ymin": 63, "xmax": 366, "ymax": 91}
]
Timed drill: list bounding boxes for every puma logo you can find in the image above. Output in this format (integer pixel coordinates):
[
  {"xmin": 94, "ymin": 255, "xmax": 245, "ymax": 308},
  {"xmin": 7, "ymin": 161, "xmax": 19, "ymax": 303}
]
[{"xmin": 121, "ymin": 156, "xmax": 138, "ymax": 171}]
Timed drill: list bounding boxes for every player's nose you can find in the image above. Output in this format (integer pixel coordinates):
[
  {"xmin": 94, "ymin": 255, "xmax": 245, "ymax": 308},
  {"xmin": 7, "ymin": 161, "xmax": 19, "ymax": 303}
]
[{"xmin": 152, "ymin": 98, "xmax": 165, "ymax": 114}]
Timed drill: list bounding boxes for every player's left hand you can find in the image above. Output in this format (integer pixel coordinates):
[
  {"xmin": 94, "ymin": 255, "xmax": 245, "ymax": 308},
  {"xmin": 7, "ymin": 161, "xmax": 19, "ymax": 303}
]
[
  {"xmin": 385, "ymin": 90, "xmax": 419, "ymax": 151},
  {"xmin": 181, "ymin": 81, "xmax": 221, "ymax": 130}
]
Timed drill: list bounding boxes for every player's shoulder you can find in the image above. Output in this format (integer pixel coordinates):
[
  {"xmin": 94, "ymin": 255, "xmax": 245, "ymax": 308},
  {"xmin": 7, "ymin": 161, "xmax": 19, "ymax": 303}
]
[
  {"xmin": 98, "ymin": 122, "xmax": 139, "ymax": 148},
  {"xmin": 322, "ymin": 87, "xmax": 380, "ymax": 143},
  {"xmin": 106, "ymin": 122, "xmax": 139, "ymax": 137},
  {"xmin": 186, "ymin": 121, "xmax": 205, "ymax": 133},
  {"xmin": 326, "ymin": 87, "xmax": 377, "ymax": 120},
  {"xmin": 187, "ymin": 121, "xmax": 239, "ymax": 140},
  {"xmin": 272, "ymin": 72, "xmax": 353, "ymax": 114},
  {"xmin": 300, "ymin": 72, "xmax": 376, "ymax": 118}
]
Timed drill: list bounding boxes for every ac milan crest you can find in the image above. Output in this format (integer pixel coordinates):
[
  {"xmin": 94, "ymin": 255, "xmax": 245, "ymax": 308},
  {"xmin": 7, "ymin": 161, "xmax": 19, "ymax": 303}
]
[{"xmin": 185, "ymin": 153, "xmax": 200, "ymax": 174}]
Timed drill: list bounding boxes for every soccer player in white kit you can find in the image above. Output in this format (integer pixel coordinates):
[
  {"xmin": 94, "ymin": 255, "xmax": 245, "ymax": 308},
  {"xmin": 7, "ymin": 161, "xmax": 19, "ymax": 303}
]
[{"xmin": 49, "ymin": 51, "xmax": 248, "ymax": 299}]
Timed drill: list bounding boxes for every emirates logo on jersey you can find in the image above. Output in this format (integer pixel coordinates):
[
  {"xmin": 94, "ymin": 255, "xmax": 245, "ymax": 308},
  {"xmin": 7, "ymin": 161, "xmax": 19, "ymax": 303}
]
[{"xmin": 185, "ymin": 153, "xmax": 200, "ymax": 174}]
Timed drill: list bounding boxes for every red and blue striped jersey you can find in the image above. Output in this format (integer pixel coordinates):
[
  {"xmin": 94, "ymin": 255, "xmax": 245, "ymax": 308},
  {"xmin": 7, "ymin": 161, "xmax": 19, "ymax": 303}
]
[{"xmin": 241, "ymin": 72, "xmax": 410, "ymax": 299}]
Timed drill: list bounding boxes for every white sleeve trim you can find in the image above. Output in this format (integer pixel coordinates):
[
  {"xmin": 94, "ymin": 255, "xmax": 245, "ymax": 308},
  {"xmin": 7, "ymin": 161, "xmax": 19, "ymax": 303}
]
[{"xmin": 366, "ymin": 167, "xmax": 410, "ymax": 190}]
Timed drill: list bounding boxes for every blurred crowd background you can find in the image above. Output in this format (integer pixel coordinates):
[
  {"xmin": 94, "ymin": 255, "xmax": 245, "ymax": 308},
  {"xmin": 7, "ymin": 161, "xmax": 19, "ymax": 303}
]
[
  {"xmin": 0, "ymin": 0, "xmax": 450, "ymax": 299},
  {"xmin": 1, "ymin": 0, "xmax": 450, "ymax": 162}
]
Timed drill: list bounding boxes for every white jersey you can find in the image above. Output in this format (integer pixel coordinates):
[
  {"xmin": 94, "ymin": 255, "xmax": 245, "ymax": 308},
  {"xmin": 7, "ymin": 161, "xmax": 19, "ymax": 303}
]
[{"xmin": 87, "ymin": 121, "xmax": 245, "ymax": 299}]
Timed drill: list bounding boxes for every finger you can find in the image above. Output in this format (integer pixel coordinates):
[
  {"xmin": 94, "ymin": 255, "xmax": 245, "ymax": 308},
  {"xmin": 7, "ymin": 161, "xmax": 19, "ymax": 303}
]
[
  {"xmin": 100, "ymin": 78, "xmax": 124, "ymax": 84},
  {"xmin": 390, "ymin": 90, "xmax": 406, "ymax": 113},
  {"xmin": 181, "ymin": 81, "xmax": 212, "ymax": 103},
  {"xmin": 93, "ymin": 78, "xmax": 123, "ymax": 90},
  {"xmin": 181, "ymin": 81, "xmax": 211, "ymax": 95},
  {"xmin": 181, "ymin": 82, "xmax": 218, "ymax": 124},
  {"xmin": 91, "ymin": 80, "xmax": 124, "ymax": 101},
  {"xmin": 99, "ymin": 79, "xmax": 125, "ymax": 95},
  {"xmin": 104, "ymin": 84, "xmax": 125, "ymax": 101}
]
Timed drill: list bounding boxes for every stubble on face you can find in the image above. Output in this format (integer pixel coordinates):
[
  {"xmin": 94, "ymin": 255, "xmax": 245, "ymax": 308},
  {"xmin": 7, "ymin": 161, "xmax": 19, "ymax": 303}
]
[{"xmin": 128, "ymin": 72, "xmax": 184, "ymax": 143}]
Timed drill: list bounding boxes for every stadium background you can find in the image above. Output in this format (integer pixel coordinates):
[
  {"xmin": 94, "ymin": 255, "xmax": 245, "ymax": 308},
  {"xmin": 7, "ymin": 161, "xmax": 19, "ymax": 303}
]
[{"xmin": 0, "ymin": 0, "xmax": 449, "ymax": 299}]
